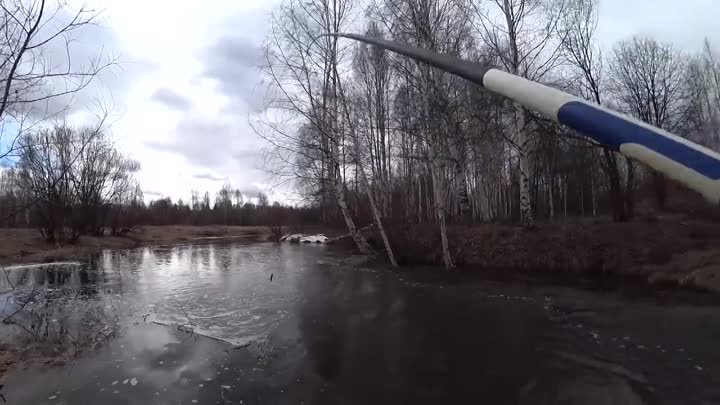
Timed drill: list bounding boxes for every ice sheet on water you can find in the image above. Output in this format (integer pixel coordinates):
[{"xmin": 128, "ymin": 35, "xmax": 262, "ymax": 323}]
[
  {"xmin": 148, "ymin": 295, "xmax": 287, "ymax": 347},
  {"xmin": 2, "ymin": 262, "xmax": 83, "ymax": 271}
]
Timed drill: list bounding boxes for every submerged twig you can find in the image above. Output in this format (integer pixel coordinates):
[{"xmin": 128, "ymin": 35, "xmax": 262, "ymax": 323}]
[{"xmin": 2, "ymin": 270, "xmax": 14, "ymax": 290}]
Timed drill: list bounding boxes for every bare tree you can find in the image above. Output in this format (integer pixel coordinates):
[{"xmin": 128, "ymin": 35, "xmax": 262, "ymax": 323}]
[
  {"xmin": 609, "ymin": 37, "xmax": 693, "ymax": 209},
  {"xmin": 259, "ymin": 0, "xmax": 374, "ymax": 254},
  {"xmin": 559, "ymin": 0, "xmax": 630, "ymax": 221},
  {"xmin": 687, "ymin": 39, "xmax": 720, "ymax": 152},
  {"xmin": 0, "ymin": 1, "xmax": 113, "ymax": 162},
  {"xmin": 14, "ymin": 121, "xmax": 136, "ymax": 243}
]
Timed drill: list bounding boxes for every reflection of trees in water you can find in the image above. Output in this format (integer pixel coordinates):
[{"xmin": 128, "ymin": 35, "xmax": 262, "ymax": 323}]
[
  {"xmin": 217, "ymin": 249, "xmax": 231, "ymax": 272},
  {"xmin": 151, "ymin": 247, "xmax": 174, "ymax": 265},
  {"xmin": 296, "ymin": 269, "xmax": 397, "ymax": 381},
  {"xmin": 295, "ymin": 267, "xmax": 548, "ymax": 402},
  {"xmin": 0, "ymin": 262, "xmax": 121, "ymax": 360}
]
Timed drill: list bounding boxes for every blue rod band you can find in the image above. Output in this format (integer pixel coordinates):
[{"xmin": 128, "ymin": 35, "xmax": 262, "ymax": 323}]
[{"xmin": 558, "ymin": 101, "xmax": 720, "ymax": 180}]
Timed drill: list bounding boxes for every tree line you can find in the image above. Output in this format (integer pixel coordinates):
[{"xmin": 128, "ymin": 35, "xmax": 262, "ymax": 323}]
[
  {"xmin": 257, "ymin": 0, "xmax": 720, "ymax": 268},
  {"xmin": 0, "ymin": 141, "xmax": 321, "ymax": 240}
]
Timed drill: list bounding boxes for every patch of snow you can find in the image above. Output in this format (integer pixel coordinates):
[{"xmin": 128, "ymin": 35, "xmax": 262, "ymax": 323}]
[
  {"xmin": 122, "ymin": 379, "xmax": 129, "ymax": 384},
  {"xmin": 130, "ymin": 378, "xmax": 138, "ymax": 386},
  {"xmin": 48, "ymin": 396, "xmax": 57, "ymax": 400},
  {"xmin": 299, "ymin": 234, "xmax": 328, "ymax": 244},
  {"xmin": 282, "ymin": 233, "xmax": 328, "ymax": 244},
  {"xmin": 112, "ymin": 381, "xmax": 119, "ymax": 385}
]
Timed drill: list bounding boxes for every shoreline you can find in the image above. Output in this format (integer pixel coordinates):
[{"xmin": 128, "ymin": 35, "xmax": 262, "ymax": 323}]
[{"xmin": 0, "ymin": 225, "xmax": 271, "ymax": 266}]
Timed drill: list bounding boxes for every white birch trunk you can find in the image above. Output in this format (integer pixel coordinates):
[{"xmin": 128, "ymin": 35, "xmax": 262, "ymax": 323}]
[{"xmin": 515, "ymin": 104, "xmax": 534, "ymax": 228}]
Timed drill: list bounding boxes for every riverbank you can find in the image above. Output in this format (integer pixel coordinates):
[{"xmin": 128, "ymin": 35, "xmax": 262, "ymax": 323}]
[
  {"xmin": 3, "ymin": 219, "xmax": 720, "ymax": 294},
  {"xmin": 381, "ymin": 217, "xmax": 720, "ymax": 294},
  {"xmin": 0, "ymin": 226, "xmax": 270, "ymax": 265}
]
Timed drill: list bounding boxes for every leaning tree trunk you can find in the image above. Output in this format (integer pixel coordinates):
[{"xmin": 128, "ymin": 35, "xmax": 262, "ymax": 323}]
[
  {"xmin": 432, "ymin": 166, "xmax": 455, "ymax": 270},
  {"xmin": 334, "ymin": 172, "xmax": 374, "ymax": 255},
  {"xmin": 353, "ymin": 137, "xmax": 398, "ymax": 267}
]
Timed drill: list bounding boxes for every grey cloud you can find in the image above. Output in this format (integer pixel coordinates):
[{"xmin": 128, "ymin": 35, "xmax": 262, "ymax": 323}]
[
  {"xmin": 194, "ymin": 173, "xmax": 225, "ymax": 182},
  {"xmin": 145, "ymin": 117, "xmax": 262, "ymax": 170},
  {"xmin": 208, "ymin": 37, "xmax": 262, "ymax": 68},
  {"xmin": 232, "ymin": 149, "xmax": 261, "ymax": 162},
  {"xmin": 237, "ymin": 184, "xmax": 263, "ymax": 197},
  {"xmin": 152, "ymin": 88, "xmax": 192, "ymax": 110},
  {"xmin": 143, "ymin": 9, "xmax": 272, "ymax": 189},
  {"xmin": 202, "ymin": 35, "xmax": 265, "ymax": 112},
  {"xmin": 143, "ymin": 190, "xmax": 164, "ymax": 198}
]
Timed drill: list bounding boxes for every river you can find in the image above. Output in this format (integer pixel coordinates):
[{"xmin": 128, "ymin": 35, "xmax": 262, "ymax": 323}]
[{"xmin": 0, "ymin": 241, "xmax": 719, "ymax": 404}]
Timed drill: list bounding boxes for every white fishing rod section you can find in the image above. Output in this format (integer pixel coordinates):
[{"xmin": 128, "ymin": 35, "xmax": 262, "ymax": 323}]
[{"xmin": 329, "ymin": 33, "xmax": 720, "ymax": 206}]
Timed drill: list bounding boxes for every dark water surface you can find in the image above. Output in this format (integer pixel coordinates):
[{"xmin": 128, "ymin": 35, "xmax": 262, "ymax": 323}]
[{"xmin": 1, "ymin": 242, "xmax": 719, "ymax": 404}]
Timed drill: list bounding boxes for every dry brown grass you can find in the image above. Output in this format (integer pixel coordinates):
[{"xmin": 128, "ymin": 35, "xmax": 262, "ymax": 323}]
[{"xmin": 380, "ymin": 218, "xmax": 720, "ymax": 293}]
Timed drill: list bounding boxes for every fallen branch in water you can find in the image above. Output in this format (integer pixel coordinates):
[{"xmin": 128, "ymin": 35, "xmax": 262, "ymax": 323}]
[
  {"xmin": 325, "ymin": 223, "xmax": 376, "ymax": 244},
  {"xmin": 177, "ymin": 304, "xmax": 196, "ymax": 334}
]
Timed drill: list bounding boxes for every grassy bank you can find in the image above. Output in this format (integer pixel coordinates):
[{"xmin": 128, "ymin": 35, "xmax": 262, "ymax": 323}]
[
  {"xmin": 381, "ymin": 217, "xmax": 720, "ymax": 294},
  {"xmin": 0, "ymin": 226, "xmax": 270, "ymax": 265}
]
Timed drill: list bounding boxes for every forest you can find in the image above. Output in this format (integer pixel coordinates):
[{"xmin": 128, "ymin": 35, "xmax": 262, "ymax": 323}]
[{"xmin": 254, "ymin": 0, "xmax": 720, "ymax": 268}]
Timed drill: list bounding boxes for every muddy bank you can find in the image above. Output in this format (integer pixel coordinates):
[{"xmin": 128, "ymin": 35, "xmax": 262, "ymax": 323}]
[
  {"xmin": 0, "ymin": 226, "xmax": 270, "ymax": 265},
  {"xmin": 380, "ymin": 218, "xmax": 720, "ymax": 293}
]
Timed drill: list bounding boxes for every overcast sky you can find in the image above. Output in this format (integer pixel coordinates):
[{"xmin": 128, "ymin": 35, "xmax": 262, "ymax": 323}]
[{"xmin": 64, "ymin": 0, "xmax": 719, "ymax": 203}]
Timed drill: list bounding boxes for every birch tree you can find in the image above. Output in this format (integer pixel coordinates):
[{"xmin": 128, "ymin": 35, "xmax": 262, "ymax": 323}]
[{"xmin": 471, "ymin": 0, "xmax": 567, "ymax": 228}]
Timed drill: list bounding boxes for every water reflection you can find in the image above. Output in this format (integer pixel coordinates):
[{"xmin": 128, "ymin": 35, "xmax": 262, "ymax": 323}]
[{"xmin": 0, "ymin": 242, "xmax": 329, "ymax": 361}]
